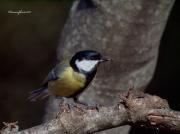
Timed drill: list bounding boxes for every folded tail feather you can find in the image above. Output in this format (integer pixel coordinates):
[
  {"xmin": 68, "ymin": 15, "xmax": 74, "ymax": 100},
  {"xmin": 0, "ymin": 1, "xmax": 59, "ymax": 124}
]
[{"xmin": 28, "ymin": 87, "xmax": 50, "ymax": 101}]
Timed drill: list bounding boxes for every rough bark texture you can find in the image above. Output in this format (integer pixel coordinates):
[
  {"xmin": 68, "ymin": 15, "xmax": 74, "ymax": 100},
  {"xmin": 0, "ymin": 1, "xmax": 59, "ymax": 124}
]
[
  {"xmin": 2, "ymin": 92, "xmax": 180, "ymax": 134},
  {"xmin": 45, "ymin": 0, "xmax": 175, "ymax": 133}
]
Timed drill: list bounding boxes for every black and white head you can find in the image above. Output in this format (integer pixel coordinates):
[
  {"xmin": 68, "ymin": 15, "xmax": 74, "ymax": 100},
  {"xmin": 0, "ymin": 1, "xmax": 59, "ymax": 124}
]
[{"xmin": 70, "ymin": 50, "xmax": 110, "ymax": 74}]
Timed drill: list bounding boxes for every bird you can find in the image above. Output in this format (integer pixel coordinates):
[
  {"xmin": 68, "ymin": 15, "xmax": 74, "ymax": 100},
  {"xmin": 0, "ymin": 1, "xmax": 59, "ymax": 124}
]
[{"xmin": 28, "ymin": 50, "xmax": 110, "ymax": 102}]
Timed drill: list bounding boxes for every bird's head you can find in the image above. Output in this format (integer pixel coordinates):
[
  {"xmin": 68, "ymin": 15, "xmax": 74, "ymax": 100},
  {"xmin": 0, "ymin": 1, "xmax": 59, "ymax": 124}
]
[{"xmin": 70, "ymin": 50, "xmax": 110, "ymax": 74}]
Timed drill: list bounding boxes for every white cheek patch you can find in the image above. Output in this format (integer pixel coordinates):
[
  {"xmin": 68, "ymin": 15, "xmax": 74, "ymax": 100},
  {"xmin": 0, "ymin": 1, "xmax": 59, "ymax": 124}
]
[{"xmin": 75, "ymin": 60, "xmax": 99, "ymax": 72}]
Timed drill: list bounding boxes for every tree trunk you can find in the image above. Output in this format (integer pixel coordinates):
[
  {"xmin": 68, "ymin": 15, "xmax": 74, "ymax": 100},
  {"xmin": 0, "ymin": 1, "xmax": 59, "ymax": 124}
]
[{"xmin": 44, "ymin": 0, "xmax": 175, "ymax": 133}]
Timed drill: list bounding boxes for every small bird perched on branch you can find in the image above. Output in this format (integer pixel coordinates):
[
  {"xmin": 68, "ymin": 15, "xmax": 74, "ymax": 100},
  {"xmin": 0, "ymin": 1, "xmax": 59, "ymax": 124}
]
[{"xmin": 28, "ymin": 50, "xmax": 110, "ymax": 102}]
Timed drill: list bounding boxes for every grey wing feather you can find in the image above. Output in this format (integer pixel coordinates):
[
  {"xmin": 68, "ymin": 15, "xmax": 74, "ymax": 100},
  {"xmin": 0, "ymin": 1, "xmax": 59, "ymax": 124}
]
[
  {"xmin": 28, "ymin": 60, "xmax": 69, "ymax": 101},
  {"xmin": 42, "ymin": 61, "xmax": 69, "ymax": 85},
  {"xmin": 42, "ymin": 69, "xmax": 58, "ymax": 85}
]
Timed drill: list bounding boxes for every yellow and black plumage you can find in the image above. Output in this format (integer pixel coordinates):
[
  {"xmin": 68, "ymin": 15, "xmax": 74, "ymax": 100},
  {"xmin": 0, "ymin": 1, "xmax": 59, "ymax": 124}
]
[{"xmin": 29, "ymin": 50, "xmax": 110, "ymax": 101}]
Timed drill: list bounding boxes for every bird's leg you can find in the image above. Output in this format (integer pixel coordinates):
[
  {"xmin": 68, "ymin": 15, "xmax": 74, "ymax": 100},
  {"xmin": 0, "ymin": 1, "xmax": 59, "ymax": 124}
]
[
  {"xmin": 74, "ymin": 95, "xmax": 91, "ymax": 107},
  {"xmin": 56, "ymin": 96, "xmax": 100, "ymax": 118},
  {"xmin": 74, "ymin": 96, "xmax": 101, "ymax": 111},
  {"xmin": 56, "ymin": 97, "xmax": 89, "ymax": 118},
  {"xmin": 57, "ymin": 97, "xmax": 77, "ymax": 109},
  {"xmin": 55, "ymin": 97, "xmax": 77, "ymax": 118},
  {"xmin": 87, "ymin": 102, "xmax": 101, "ymax": 111}
]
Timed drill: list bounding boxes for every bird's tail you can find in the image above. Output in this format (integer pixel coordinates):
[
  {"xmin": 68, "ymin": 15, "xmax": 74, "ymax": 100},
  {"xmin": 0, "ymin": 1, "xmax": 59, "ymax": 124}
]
[{"xmin": 28, "ymin": 87, "xmax": 50, "ymax": 101}]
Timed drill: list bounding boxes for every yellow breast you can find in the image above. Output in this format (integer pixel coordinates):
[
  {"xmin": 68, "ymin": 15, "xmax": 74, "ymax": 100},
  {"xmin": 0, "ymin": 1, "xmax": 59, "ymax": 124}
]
[{"xmin": 48, "ymin": 67, "xmax": 86, "ymax": 97}]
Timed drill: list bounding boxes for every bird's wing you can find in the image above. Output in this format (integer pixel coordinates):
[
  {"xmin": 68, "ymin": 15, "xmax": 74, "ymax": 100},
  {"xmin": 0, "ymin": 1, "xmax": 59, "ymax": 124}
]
[
  {"xmin": 28, "ymin": 60, "xmax": 70, "ymax": 101},
  {"xmin": 42, "ymin": 60, "xmax": 69, "ymax": 86}
]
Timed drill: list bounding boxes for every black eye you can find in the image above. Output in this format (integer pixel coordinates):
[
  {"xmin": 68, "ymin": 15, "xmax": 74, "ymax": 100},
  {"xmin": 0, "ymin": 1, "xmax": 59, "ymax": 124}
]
[{"xmin": 90, "ymin": 55, "xmax": 100, "ymax": 60}]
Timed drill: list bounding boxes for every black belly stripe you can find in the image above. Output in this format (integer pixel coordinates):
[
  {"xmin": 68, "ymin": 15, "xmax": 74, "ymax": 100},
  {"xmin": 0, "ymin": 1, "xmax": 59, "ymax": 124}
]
[{"xmin": 70, "ymin": 69, "xmax": 97, "ymax": 99}]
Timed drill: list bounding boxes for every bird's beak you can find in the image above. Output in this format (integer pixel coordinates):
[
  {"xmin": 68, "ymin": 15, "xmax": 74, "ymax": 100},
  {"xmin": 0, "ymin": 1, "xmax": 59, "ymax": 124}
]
[{"xmin": 99, "ymin": 57, "xmax": 112, "ymax": 62}]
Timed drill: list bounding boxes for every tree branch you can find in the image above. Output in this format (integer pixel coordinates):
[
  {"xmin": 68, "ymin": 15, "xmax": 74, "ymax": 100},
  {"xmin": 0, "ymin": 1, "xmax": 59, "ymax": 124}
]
[{"xmin": 2, "ymin": 91, "xmax": 180, "ymax": 134}]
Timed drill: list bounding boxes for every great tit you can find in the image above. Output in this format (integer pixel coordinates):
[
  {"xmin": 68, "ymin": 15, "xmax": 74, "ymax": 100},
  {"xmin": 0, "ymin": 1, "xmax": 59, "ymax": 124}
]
[{"xmin": 29, "ymin": 50, "xmax": 110, "ymax": 101}]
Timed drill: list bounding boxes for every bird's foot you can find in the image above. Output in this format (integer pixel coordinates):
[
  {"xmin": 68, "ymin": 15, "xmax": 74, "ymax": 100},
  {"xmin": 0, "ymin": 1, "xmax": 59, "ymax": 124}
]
[
  {"xmin": 55, "ymin": 97, "xmax": 74, "ymax": 118},
  {"xmin": 56, "ymin": 97, "xmax": 87, "ymax": 118},
  {"xmin": 75, "ymin": 100, "xmax": 101, "ymax": 111}
]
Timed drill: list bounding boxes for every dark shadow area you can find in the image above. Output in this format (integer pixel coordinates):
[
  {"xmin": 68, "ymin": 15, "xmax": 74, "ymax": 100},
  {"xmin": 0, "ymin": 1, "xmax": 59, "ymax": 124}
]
[
  {"xmin": 130, "ymin": 0, "xmax": 180, "ymax": 134},
  {"xmin": 0, "ymin": 1, "xmax": 71, "ymax": 129}
]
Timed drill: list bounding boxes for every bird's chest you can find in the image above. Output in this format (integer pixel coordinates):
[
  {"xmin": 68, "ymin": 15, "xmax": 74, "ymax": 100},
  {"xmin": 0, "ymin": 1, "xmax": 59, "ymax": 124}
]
[{"xmin": 48, "ymin": 67, "xmax": 86, "ymax": 97}]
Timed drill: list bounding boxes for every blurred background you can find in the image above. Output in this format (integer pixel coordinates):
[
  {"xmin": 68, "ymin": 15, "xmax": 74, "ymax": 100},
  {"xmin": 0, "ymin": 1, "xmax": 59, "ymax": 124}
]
[
  {"xmin": 0, "ymin": 0, "xmax": 72, "ymax": 129},
  {"xmin": 0, "ymin": 0, "xmax": 179, "ymax": 131}
]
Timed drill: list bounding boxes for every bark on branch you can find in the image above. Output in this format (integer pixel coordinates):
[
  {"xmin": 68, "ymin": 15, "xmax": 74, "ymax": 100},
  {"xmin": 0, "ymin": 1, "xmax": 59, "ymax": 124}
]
[{"xmin": 2, "ymin": 91, "xmax": 180, "ymax": 134}]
